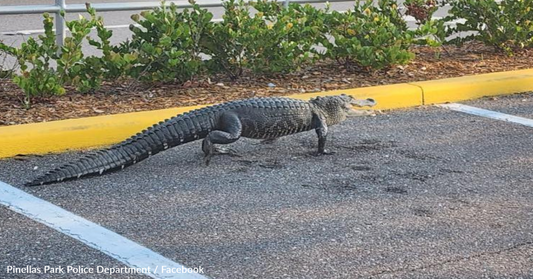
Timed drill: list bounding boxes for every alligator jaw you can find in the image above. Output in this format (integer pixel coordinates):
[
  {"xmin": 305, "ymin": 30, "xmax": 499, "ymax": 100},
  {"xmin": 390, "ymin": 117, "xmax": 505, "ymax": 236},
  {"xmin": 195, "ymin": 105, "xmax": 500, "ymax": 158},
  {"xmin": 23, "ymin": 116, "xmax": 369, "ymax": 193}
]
[
  {"xmin": 351, "ymin": 98, "xmax": 377, "ymax": 108},
  {"xmin": 346, "ymin": 98, "xmax": 377, "ymax": 117}
]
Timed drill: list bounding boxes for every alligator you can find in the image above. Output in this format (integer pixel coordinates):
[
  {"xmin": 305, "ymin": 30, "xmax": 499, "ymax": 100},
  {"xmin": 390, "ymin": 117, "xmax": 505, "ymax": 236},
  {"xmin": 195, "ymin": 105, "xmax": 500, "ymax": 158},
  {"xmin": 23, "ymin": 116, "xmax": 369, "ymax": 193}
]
[{"xmin": 26, "ymin": 94, "xmax": 376, "ymax": 186}]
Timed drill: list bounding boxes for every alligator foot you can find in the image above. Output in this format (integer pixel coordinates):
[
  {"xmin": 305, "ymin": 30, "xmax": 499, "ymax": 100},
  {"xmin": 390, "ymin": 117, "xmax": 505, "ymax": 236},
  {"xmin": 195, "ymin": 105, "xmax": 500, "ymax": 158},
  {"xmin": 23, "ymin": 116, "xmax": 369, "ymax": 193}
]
[{"xmin": 260, "ymin": 139, "xmax": 277, "ymax": 145}]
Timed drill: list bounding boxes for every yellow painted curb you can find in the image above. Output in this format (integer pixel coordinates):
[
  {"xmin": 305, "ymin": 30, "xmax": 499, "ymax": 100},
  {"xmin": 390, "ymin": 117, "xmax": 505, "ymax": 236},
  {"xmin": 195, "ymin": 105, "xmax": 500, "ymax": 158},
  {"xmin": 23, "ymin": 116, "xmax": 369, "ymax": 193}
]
[
  {"xmin": 0, "ymin": 69, "xmax": 532, "ymax": 159},
  {"xmin": 414, "ymin": 68, "xmax": 533, "ymax": 104}
]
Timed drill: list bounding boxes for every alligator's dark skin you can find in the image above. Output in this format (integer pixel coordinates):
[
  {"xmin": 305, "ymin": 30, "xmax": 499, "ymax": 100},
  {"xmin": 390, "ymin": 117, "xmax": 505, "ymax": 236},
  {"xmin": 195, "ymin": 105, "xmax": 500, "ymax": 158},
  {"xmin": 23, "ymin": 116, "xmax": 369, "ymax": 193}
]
[{"xmin": 26, "ymin": 94, "xmax": 376, "ymax": 186}]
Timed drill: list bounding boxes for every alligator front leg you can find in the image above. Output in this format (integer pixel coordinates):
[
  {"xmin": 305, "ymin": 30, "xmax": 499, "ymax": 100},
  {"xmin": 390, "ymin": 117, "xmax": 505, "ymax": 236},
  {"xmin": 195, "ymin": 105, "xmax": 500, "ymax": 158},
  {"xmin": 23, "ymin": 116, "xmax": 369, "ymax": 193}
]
[
  {"xmin": 314, "ymin": 114, "xmax": 334, "ymax": 155},
  {"xmin": 202, "ymin": 112, "xmax": 242, "ymax": 165}
]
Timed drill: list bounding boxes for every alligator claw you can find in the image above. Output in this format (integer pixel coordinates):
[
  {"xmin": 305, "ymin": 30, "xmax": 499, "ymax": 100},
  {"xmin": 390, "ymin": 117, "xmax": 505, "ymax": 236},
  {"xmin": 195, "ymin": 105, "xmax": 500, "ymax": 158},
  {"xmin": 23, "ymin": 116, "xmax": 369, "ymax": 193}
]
[
  {"xmin": 213, "ymin": 147, "xmax": 235, "ymax": 155},
  {"xmin": 314, "ymin": 150, "xmax": 336, "ymax": 156},
  {"xmin": 227, "ymin": 151, "xmax": 242, "ymax": 158},
  {"xmin": 213, "ymin": 147, "xmax": 241, "ymax": 158}
]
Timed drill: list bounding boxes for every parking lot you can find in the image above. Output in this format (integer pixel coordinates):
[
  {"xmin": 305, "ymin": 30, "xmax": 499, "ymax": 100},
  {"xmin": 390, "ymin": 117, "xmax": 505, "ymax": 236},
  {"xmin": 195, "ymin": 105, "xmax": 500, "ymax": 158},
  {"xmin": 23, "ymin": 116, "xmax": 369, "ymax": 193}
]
[{"xmin": 1, "ymin": 93, "xmax": 532, "ymax": 278}]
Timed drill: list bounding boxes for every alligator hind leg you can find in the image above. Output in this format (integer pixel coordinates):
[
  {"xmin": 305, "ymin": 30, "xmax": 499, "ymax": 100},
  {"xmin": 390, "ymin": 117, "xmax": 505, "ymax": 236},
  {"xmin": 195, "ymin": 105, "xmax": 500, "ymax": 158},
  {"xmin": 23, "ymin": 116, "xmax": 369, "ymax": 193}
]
[{"xmin": 202, "ymin": 112, "xmax": 242, "ymax": 165}]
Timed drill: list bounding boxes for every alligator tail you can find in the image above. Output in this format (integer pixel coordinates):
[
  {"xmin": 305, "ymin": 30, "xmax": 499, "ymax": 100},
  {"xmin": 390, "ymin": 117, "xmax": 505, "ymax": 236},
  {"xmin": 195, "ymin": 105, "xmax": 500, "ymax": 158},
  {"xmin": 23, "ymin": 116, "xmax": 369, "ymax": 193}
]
[{"xmin": 25, "ymin": 108, "xmax": 215, "ymax": 186}]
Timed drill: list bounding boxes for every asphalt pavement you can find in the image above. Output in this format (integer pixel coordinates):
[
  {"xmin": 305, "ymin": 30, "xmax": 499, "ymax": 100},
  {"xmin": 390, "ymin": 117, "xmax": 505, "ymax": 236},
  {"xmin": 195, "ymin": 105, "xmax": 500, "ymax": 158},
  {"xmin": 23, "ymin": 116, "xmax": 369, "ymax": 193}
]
[{"xmin": 1, "ymin": 93, "xmax": 532, "ymax": 278}]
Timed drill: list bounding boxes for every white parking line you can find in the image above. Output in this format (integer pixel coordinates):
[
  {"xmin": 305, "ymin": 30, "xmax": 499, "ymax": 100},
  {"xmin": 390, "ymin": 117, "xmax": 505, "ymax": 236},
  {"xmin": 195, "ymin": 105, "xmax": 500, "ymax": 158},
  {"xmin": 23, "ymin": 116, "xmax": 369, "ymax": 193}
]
[
  {"xmin": 437, "ymin": 103, "xmax": 533, "ymax": 128},
  {"xmin": 0, "ymin": 181, "xmax": 208, "ymax": 279}
]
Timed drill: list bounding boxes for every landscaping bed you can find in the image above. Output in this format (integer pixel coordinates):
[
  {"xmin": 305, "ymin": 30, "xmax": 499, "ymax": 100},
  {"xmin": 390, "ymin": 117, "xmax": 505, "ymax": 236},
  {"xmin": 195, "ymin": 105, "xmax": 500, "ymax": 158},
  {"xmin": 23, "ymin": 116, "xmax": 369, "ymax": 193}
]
[
  {"xmin": 1, "ymin": 0, "xmax": 532, "ymax": 126},
  {"xmin": 1, "ymin": 43, "xmax": 533, "ymax": 126}
]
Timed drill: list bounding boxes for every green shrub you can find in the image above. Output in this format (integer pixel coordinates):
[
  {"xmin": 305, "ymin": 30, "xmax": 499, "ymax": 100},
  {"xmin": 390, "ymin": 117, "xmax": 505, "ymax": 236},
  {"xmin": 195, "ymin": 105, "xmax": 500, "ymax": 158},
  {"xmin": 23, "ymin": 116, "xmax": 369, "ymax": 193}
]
[
  {"xmin": 446, "ymin": 0, "xmax": 533, "ymax": 54},
  {"xmin": 0, "ymin": 5, "xmax": 124, "ymax": 105},
  {"xmin": 57, "ymin": 8, "xmax": 100, "ymax": 92},
  {"xmin": 322, "ymin": 0, "xmax": 415, "ymax": 71},
  {"xmin": 405, "ymin": 0, "xmax": 438, "ymax": 25},
  {"xmin": 0, "ymin": 14, "xmax": 63, "ymax": 107},
  {"xmin": 6, "ymin": 0, "xmax": 532, "ymax": 106},
  {"xmin": 81, "ymin": 4, "xmax": 135, "ymax": 91},
  {"xmin": 252, "ymin": 0, "xmax": 326, "ymax": 72},
  {"xmin": 0, "ymin": 40, "xmax": 14, "ymax": 79},
  {"xmin": 403, "ymin": 0, "xmax": 447, "ymax": 48},
  {"xmin": 125, "ymin": 0, "xmax": 213, "ymax": 83},
  {"xmin": 203, "ymin": 0, "xmax": 325, "ymax": 79},
  {"xmin": 202, "ymin": 0, "xmax": 264, "ymax": 79}
]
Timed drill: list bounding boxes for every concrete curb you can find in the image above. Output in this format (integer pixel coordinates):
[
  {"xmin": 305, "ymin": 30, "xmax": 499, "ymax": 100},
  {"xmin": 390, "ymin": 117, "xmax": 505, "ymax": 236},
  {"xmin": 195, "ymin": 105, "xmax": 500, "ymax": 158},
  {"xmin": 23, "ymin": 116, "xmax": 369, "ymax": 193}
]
[{"xmin": 1, "ymin": 69, "xmax": 532, "ymax": 158}]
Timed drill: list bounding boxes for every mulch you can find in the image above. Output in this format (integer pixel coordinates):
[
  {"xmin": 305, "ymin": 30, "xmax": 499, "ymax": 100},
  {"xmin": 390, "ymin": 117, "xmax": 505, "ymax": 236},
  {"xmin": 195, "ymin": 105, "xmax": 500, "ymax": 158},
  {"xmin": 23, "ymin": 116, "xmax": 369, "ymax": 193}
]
[{"xmin": 1, "ymin": 43, "xmax": 532, "ymax": 126}]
